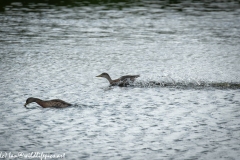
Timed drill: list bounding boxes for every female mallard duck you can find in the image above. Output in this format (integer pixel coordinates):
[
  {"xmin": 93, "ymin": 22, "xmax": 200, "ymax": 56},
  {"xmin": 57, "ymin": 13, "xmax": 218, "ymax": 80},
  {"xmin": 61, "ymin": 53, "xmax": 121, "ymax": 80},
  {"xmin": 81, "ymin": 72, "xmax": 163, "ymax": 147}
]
[
  {"xmin": 24, "ymin": 97, "xmax": 72, "ymax": 108},
  {"xmin": 96, "ymin": 72, "xmax": 140, "ymax": 87}
]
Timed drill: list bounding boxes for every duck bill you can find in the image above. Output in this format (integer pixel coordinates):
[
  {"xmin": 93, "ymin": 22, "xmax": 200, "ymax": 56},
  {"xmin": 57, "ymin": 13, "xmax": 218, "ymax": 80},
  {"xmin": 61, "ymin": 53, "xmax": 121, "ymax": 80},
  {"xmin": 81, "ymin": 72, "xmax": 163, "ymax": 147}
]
[
  {"xmin": 96, "ymin": 75, "xmax": 102, "ymax": 77},
  {"xmin": 24, "ymin": 103, "xmax": 27, "ymax": 107}
]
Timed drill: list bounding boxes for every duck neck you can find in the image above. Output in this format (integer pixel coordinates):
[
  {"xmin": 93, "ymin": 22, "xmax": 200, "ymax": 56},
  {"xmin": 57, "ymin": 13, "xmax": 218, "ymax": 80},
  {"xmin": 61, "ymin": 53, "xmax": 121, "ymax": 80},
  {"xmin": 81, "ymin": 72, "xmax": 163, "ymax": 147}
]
[
  {"xmin": 33, "ymin": 98, "xmax": 46, "ymax": 108},
  {"xmin": 105, "ymin": 75, "xmax": 113, "ymax": 84}
]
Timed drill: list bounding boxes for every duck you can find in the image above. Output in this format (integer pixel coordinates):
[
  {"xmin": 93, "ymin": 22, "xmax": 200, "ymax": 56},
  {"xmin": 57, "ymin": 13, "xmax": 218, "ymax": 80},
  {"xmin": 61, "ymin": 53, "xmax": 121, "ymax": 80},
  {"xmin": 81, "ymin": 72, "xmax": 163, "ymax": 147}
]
[
  {"xmin": 24, "ymin": 97, "xmax": 72, "ymax": 108},
  {"xmin": 96, "ymin": 72, "xmax": 140, "ymax": 87}
]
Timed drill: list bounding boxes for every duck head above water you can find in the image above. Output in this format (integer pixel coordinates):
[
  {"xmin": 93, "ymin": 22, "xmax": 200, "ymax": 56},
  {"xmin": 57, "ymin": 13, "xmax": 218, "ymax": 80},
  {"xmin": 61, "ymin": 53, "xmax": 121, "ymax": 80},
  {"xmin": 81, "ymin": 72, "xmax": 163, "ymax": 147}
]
[{"xmin": 96, "ymin": 73, "xmax": 112, "ymax": 82}]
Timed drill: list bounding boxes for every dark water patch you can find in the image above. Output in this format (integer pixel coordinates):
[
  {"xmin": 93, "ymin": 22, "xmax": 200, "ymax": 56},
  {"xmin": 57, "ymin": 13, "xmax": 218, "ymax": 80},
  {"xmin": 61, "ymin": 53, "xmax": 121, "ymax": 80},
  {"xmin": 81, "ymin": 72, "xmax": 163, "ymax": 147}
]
[
  {"xmin": 24, "ymin": 107, "xmax": 38, "ymax": 110},
  {"xmin": 1, "ymin": 0, "xmax": 240, "ymax": 12}
]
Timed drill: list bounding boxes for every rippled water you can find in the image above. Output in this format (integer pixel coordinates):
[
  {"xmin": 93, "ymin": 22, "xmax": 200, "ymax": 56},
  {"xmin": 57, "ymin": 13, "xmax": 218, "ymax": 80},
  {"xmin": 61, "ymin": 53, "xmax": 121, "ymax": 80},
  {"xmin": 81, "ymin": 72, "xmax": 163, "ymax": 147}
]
[{"xmin": 0, "ymin": 1, "xmax": 240, "ymax": 159}]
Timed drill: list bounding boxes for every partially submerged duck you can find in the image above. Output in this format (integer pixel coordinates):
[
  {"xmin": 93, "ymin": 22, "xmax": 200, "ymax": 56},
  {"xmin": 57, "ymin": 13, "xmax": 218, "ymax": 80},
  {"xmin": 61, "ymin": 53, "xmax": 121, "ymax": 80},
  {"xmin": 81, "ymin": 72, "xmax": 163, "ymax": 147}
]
[
  {"xmin": 96, "ymin": 72, "xmax": 140, "ymax": 87},
  {"xmin": 24, "ymin": 97, "xmax": 72, "ymax": 108}
]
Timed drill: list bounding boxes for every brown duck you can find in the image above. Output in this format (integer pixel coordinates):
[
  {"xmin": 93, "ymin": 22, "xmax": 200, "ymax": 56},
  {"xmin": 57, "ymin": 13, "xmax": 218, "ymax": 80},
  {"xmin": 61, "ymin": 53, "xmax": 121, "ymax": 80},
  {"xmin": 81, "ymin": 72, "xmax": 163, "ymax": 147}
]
[
  {"xmin": 96, "ymin": 72, "xmax": 140, "ymax": 87},
  {"xmin": 24, "ymin": 97, "xmax": 72, "ymax": 108}
]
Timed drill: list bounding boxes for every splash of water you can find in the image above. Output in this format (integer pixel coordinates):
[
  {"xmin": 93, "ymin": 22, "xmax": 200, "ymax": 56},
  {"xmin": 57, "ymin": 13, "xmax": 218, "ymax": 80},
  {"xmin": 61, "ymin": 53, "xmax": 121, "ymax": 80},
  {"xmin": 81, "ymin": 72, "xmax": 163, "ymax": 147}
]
[{"xmin": 133, "ymin": 76, "xmax": 240, "ymax": 89}]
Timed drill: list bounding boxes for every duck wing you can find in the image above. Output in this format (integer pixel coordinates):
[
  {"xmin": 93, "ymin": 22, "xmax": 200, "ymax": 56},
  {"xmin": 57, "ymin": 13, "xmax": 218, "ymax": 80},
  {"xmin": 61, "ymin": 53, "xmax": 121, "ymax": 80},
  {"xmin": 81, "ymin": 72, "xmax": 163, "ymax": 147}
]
[
  {"xmin": 119, "ymin": 75, "xmax": 140, "ymax": 81},
  {"xmin": 110, "ymin": 75, "xmax": 140, "ymax": 87}
]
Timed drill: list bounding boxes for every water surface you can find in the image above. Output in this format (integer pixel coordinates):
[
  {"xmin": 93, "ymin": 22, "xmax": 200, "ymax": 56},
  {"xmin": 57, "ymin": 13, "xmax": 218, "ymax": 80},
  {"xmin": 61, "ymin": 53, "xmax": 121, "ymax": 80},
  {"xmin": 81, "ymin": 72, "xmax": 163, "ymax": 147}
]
[{"xmin": 0, "ymin": 1, "xmax": 240, "ymax": 159}]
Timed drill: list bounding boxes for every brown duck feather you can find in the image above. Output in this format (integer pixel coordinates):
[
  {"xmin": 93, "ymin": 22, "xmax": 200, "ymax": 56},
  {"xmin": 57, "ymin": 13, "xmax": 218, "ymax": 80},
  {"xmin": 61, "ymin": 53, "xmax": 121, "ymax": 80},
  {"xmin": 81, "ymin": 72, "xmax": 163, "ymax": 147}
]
[
  {"xmin": 96, "ymin": 73, "xmax": 140, "ymax": 87},
  {"xmin": 24, "ymin": 97, "xmax": 72, "ymax": 108}
]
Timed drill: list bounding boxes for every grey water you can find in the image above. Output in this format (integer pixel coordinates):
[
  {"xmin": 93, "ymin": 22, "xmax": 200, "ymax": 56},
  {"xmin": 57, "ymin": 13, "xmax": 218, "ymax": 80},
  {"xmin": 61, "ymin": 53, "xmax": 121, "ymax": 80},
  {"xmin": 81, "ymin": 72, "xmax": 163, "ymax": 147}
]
[{"xmin": 0, "ymin": 0, "xmax": 240, "ymax": 159}]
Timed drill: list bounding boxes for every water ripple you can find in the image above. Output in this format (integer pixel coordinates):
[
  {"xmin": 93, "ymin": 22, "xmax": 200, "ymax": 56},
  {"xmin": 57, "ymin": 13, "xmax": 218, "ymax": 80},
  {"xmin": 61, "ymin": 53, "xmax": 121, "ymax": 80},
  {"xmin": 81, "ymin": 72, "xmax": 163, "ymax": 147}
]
[{"xmin": 0, "ymin": 1, "xmax": 240, "ymax": 160}]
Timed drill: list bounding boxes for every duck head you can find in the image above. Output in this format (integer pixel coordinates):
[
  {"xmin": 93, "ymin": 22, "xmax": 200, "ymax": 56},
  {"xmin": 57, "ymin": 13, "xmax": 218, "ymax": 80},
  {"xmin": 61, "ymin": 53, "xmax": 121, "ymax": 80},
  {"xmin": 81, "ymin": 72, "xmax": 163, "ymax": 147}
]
[
  {"xmin": 96, "ymin": 73, "xmax": 110, "ymax": 78},
  {"xmin": 24, "ymin": 97, "xmax": 35, "ymax": 107}
]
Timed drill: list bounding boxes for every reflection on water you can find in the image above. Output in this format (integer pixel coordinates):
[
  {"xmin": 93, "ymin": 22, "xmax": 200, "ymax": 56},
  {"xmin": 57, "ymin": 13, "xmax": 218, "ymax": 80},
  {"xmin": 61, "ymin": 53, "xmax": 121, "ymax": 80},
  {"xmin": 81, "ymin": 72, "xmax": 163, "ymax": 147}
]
[{"xmin": 0, "ymin": 1, "xmax": 240, "ymax": 160}]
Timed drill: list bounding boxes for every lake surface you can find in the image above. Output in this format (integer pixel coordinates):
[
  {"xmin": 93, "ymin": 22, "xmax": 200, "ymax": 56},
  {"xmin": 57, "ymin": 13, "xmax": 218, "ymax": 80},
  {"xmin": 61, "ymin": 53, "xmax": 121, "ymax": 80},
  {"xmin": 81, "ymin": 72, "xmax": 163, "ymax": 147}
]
[{"xmin": 0, "ymin": 0, "xmax": 240, "ymax": 159}]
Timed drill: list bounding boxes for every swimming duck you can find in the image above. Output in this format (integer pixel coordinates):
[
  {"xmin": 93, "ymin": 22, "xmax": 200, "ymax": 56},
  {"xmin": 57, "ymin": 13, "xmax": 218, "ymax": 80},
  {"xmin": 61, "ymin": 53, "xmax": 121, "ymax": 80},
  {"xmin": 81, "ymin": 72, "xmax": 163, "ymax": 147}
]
[
  {"xmin": 24, "ymin": 97, "xmax": 72, "ymax": 108},
  {"xmin": 96, "ymin": 72, "xmax": 140, "ymax": 87}
]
